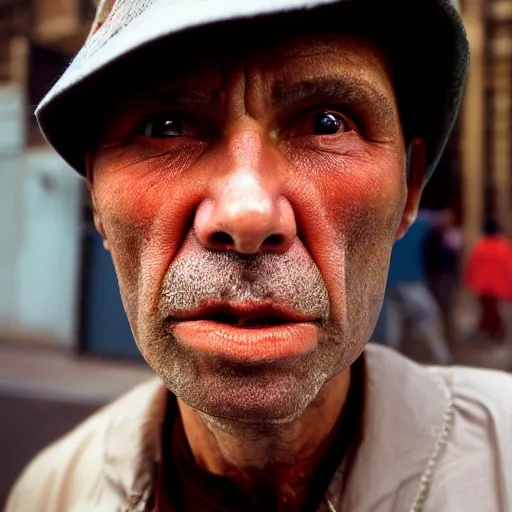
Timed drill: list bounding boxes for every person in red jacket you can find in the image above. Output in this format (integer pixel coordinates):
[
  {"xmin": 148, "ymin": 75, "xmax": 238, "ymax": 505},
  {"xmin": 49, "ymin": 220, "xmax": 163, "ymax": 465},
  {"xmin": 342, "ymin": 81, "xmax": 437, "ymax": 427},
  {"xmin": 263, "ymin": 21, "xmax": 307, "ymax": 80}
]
[{"xmin": 464, "ymin": 219, "xmax": 512, "ymax": 342}]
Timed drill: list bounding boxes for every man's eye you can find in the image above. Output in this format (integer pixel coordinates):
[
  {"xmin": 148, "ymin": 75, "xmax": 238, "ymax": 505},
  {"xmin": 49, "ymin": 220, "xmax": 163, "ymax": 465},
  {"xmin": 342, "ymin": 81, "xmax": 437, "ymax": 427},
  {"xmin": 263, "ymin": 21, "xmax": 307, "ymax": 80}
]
[
  {"xmin": 312, "ymin": 112, "xmax": 351, "ymax": 135},
  {"xmin": 143, "ymin": 115, "xmax": 184, "ymax": 138}
]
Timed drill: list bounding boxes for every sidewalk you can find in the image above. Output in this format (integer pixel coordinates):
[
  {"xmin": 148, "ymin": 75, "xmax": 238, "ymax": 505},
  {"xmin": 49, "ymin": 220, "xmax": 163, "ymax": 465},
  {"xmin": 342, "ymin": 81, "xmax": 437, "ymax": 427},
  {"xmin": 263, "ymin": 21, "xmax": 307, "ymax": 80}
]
[
  {"xmin": 0, "ymin": 342, "xmax": 152, "ymax": 404},
  {"xmin": 0, "ymin": 343, "xmax": 153, "ymax": 507}
]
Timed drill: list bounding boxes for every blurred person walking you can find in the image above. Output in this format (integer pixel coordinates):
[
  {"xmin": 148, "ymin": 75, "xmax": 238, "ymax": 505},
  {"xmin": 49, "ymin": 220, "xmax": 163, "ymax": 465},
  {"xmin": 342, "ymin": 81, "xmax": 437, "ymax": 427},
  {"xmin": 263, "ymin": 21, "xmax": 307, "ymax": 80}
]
[
  {"xmin": 423, "ymin": 209, "xmax": 462, "ymax": 347},
  {"xmin": 464, "ymin": 219, "xmax": 512, "ymax": 342},
  {"xmin": 384, "ymin": 212, "xmax": 452, "ymax": 364}
]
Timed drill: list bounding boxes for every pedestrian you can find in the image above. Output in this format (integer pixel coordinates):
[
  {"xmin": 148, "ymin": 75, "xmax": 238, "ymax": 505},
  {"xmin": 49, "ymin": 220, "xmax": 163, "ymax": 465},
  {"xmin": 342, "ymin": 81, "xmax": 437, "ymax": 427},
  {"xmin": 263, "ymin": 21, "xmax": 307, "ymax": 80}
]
[
  {"xmin": 464, "ymin": 218, "xmax": 512, "ymax": 342},
  {"xmin": 423, "ymin": 208, "xmax": 462, "ymax": 347},
  {"xmin": 7, "ymin": 1, "xmax": 512, "ymax": 511},
  {"xmin": 384, "ymin": 212, "xmax": 452, "ymax": 364}
]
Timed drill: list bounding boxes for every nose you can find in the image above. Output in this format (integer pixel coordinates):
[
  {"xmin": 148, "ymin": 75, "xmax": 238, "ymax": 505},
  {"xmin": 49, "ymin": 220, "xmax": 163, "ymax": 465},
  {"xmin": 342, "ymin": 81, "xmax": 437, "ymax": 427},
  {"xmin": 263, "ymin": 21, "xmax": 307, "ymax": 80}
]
[{"xmin": 194, "ymin": 170, "xmax": 296, "ymax": 255}]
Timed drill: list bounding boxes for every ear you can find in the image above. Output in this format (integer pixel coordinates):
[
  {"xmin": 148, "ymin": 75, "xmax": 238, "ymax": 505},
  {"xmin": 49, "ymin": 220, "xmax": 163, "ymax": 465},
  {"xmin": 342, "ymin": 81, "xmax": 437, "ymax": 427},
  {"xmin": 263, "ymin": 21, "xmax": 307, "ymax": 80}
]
[
  {"xmin": 91, "ymin": 196, "xmax": 110, "ymax": 251},
  {"xmin": 86, "ymin": 153, "xmax": 110, "ymax": 252},
  {"xmin": 395, "ymin": 137, "xmax": 427, "ymax": 240}
]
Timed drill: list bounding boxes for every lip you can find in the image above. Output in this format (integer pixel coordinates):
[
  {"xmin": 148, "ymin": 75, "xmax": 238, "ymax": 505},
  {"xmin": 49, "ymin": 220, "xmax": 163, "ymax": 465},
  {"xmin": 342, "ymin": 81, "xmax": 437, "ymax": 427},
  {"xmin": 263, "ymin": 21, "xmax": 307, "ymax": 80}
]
[
  {"xmin": 173, "ymin": 320, "xmax": 318, "ymax": 362},
  {"xmin": 170, "ymin": 302, "xmax": 317, "ymax": 325},
  {"xmin": 169, "ymin": 301, "xmax": 320, "ymax": 362}
]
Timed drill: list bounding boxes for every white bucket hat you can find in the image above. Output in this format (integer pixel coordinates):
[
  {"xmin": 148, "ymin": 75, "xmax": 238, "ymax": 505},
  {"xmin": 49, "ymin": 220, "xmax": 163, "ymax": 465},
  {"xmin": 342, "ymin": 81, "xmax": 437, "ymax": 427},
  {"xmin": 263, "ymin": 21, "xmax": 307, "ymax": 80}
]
[{"xmin": 35, "ymin": 0, "xmax": 469, "ymax": 178}]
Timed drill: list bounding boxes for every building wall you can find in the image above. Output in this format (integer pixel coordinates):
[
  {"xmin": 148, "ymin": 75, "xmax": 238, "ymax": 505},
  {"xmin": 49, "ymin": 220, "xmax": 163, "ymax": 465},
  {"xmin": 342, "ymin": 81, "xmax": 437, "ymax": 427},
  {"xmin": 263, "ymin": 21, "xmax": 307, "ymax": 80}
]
[{"xmin": 0, "ymin": 84, "xmax": 83, "ymax": 348}]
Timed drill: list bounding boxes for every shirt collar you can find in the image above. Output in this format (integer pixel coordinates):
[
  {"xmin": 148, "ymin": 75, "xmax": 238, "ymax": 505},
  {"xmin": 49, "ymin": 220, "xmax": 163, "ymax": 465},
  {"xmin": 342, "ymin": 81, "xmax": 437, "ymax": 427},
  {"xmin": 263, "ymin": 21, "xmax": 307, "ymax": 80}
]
[{"xmin": 335, "ymin": 344, "xmax": 451, "ymax": 510}]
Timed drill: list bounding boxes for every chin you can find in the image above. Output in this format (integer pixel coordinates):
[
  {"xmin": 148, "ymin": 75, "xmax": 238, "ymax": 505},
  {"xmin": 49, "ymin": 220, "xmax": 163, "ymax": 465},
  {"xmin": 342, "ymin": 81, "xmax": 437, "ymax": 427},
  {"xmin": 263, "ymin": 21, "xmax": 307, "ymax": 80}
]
[
  {"xmin": 189, "ymin": 372, "xmax": 316, "ymax": 424},
  {"xmin": 155, "ymin": 342, "xmax": 329, "ymax": 424}
]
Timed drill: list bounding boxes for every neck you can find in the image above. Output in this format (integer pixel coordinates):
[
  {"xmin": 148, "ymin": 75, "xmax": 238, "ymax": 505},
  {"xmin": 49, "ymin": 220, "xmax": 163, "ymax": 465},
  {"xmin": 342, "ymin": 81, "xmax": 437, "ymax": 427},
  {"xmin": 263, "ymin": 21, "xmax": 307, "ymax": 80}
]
[{"xmin": 177, "ymin": 368, "xmax": 352, "ymax": 509}]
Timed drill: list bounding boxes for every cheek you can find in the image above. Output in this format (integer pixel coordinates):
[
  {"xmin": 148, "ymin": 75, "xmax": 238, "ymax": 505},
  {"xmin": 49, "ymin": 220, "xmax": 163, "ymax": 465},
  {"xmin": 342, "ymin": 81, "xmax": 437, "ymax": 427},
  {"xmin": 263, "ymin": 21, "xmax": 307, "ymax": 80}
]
[
  {"xmin": 92, "ymin": 151, "xmax": 208, "ymax": 321},
  {"xmin": 93, "ymin": 140, "xmax": 205, "ymax": 219},
  {"xmin": 290, "ymin": 140, "xmax": 407, "ymax": 243},
  {"xmin": 288, "ymin": 139, "xmax": 406, "ymax": 215},
  {"xmin": 285, "ymin": 143, "xmax": 406, "ymax": 326}
]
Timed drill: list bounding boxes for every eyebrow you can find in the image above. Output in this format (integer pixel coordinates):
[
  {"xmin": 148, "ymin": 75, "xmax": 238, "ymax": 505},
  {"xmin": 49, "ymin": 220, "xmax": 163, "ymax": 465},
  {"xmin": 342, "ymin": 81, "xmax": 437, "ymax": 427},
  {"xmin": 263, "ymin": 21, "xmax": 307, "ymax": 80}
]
[{"xmin": 272, "ymin": 75, "xmax": 396, "ymax": 118}]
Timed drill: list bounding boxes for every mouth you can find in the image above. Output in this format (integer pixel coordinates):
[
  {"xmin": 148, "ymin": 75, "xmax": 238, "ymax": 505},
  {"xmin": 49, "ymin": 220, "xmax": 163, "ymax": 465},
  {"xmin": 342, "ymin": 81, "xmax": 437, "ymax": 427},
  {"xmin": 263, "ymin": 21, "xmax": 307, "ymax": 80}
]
[
  {"xmin": 169, "ymin": 303, "xmax": 320, "ymax": 362},
  {"xmin": 195, "ymin": 310, "xmax": 309, "ymax": 329}
]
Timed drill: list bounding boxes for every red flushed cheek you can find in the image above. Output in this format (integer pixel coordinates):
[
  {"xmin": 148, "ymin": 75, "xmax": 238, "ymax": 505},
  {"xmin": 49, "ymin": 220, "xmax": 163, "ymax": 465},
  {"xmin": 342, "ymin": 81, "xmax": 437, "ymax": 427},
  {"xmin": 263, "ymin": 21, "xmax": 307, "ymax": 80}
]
[
  {"xmin": 91, "ymin": 150, "xmax": 207, "ymax": 315},
  {"xmin": 93, "ymin": 143, "xmax": 201, "ymax": 220},
  {"xmin": 283, "ymin": 142, "xmax": 406, "ymax": 328},
  {"xmin": 287, "ymin": 142, "xmax": 406, "ymax": 222}
]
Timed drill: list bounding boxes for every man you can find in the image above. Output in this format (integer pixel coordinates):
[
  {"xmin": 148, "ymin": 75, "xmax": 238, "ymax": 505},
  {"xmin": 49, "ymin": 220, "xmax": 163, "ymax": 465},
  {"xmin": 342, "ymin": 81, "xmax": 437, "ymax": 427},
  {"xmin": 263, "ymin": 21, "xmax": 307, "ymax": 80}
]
[{"xmin": 7, "ymin": 0, "xmax": 512, "ymax": 511}]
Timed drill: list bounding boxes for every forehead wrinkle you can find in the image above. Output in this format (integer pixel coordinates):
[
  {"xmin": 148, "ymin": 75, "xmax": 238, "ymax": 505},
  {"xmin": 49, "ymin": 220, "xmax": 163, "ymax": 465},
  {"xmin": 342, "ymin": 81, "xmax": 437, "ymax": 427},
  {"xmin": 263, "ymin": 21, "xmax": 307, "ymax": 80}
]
[{"xmin": 119, "ymin": 88, "xmax": 220, "ymax": 111}]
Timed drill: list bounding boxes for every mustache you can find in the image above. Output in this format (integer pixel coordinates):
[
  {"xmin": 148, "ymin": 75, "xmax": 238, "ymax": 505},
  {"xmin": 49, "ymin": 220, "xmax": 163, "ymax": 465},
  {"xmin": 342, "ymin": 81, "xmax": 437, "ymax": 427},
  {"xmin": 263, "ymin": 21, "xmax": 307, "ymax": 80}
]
[{"xmin": 159, "ymin": 248, "xmax": 330, "ymax": 320}]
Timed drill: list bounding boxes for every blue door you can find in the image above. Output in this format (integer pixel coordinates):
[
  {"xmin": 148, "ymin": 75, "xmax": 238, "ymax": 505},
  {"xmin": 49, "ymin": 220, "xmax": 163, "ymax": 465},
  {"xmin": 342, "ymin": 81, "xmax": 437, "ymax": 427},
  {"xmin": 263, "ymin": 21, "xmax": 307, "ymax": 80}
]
[{"xmin": 82, "ymin": 229, "xmax": 142, "ymax": 360}]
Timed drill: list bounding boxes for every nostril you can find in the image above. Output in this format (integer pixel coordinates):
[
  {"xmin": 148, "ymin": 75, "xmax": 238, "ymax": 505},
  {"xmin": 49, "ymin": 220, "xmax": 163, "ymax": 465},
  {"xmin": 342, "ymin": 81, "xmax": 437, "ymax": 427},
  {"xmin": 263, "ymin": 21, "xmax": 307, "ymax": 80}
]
[
  {"xmin": 210, "ymin": 231, "xmax": 234, "ymax": 247},
  {"xmin": 265, "ymin": 234, "xmax": 285, "ymax": 247}
]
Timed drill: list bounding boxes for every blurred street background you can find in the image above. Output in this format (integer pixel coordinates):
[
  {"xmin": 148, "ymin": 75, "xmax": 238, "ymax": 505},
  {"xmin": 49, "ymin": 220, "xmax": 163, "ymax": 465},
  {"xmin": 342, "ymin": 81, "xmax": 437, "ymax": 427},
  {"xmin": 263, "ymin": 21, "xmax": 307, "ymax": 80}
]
[{"xmin": 0, "ymin": 0, "xmax": 512, "ymax": 507}]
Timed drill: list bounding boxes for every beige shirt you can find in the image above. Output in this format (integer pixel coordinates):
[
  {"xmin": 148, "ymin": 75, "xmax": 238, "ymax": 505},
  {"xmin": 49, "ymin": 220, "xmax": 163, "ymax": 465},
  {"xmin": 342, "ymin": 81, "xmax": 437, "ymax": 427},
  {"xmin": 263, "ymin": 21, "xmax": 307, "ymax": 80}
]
[{"xmin": 6, "ymin": 344, "xmax": 512, "ymax": 512}]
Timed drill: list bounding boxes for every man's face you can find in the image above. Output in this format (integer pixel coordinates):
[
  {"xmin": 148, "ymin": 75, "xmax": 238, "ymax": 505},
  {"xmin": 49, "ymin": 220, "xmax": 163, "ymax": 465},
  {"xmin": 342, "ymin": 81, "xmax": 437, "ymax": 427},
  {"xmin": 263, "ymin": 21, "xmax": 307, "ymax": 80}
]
[{"xmin": 90, "ymin": 32, "xmax": 417, "ymax": 423}]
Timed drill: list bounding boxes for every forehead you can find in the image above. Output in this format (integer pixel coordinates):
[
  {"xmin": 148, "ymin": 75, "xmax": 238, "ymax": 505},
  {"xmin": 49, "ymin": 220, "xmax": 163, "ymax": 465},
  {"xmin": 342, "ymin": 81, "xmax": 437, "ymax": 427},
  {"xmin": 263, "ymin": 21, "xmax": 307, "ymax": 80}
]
[{"xmin": 107, "ymin": 32, "xmax": 394, "ymax": 111}]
